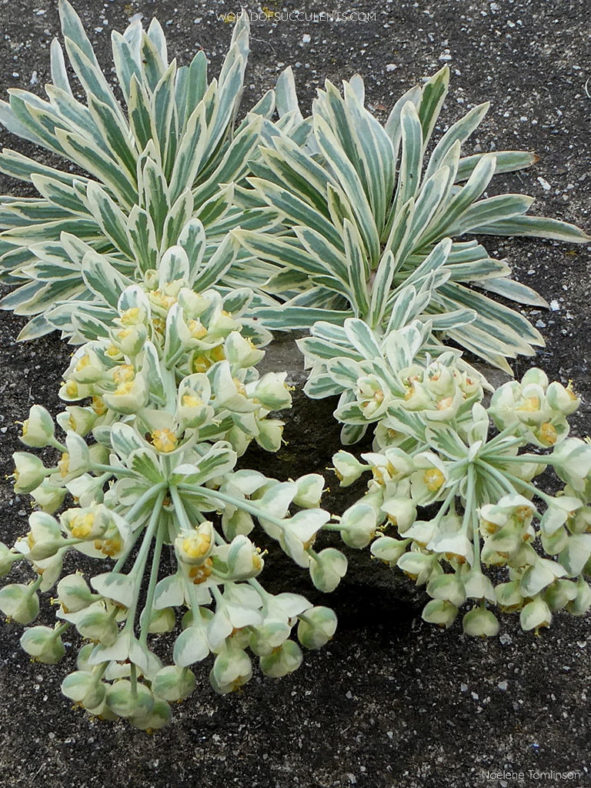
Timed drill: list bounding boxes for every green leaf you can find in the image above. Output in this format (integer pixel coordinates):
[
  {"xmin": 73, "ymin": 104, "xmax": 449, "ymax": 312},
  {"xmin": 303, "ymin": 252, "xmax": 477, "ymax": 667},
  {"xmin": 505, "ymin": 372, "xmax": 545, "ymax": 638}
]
[
  {"xmin": 417, "ymin": 65, "xmax": 449, "ymax": 146},
  {"xmin": 473, "ymin": 214, "xmax": 591, "ymax": 243},
  {"xmin": 455, "ymin": 150, "xmax": 537, "ymax": 182},
  {"xmin": 192, "ymin": 234, "xmax": 238, "ymax": 291},
  {"xmin": 425, "ymin": 102, "xmax": 489, "ymax": 180},
  {"xmin": 389, "ymin": 102, "xmax": 423, "ymax": 222},
  {"xmin": 86, "ymin": 183, "xmax": 134, "ymax": 259},
  {"xmin": 313, "ymin": 114, "xmax": 380, "ymax": 263},
  {"xmin": 343, "ymin": 318, "xmax": 382, "ymax": 359},
  {"xmin": 81, "ymin": 250, "xmax": 131, "ymax": 308},
  {"xmin": 479, "ymin": 276, "xmax": 548, "ymax": 307},
  {"xmin": 127, "ymin": 206, "xmax": 158, "ymax": 273},
  {"xmin": 448, "ymin": 194, "xmax": 533, "ymax": 235}
]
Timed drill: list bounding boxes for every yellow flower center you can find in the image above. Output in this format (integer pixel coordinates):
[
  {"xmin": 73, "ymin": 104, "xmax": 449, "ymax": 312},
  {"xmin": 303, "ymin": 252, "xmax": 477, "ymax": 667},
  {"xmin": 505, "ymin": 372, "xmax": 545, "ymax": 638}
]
[
  {"xmin": 538, "ymin": 422, "xmax": 558, "ymax": 446},
  {"xmin": 151, "ymin": 429, "xmax": 177, "ymax": 453},
  {"xmin": 75, "ymin": 354, "xmax": 91, "ymax": 372},
  {"xmin": 113, "ymin": 364, "xmax": 135, "ymax": 384},
  {"xmin": 514, "ymin": 505, "xmax": 534, "ymax": 523},
  {"xmin": 64, "ymin": 380, "xmax": 79, "ymax": 398},
  {"xmin": 189, "ymin": 559, "xmax": 213, "ymax": 584},
  {"xmin": 481, "ymin": 519, "xmax": 499, "ymax": 535},
  {"xmin": 151, "ymin": 290, "xmax": 176, "ymax": 310},
  {"xmin": 188, "ymin": 320, "xmax": 207, "ymax": 340},
  {"xmin": 92, "ymin": 396, "xmax": 107, "ymax": 416},
  {"xmin": 404, "ymin": 384, "xmax": 416, "ymax": 401},
  {"xmin": 182, "ymin": 532, "xmax": 212, "ymax": 560},
  {"xmin": 152, "ymin": 317, "xmax": 166, "ymax": 334},
  {"xmin": 70, "ymin": 512, "xmax": 95, "ymax": 539},
  {"xmin": 437, "ymin": 396, "xmax": 453, "ymax": 410},
  {"xmin": 120, "ymin": 307, "xmax": 140, "ymax": 326},
  {"xmin": 192, "ymin": 355, "xmax": 211, "ymax": 373},
  {"xmin": 94, "ymin": 535, "xmax": 122, "ymax": 557},
  {"xmin": 233, "ymin": 378, "xmax": 246, "ymax": 396},
  {"xmin": 423, "ymin": 467, "xmax": 445, "ymax": 492},
  {"xmin": 58, "ymin": 453, "xmax": 70, "ymax": 478},
  {"xmin": 182, "ymin": 394, "xmax": 203, "ymax": 408},
  {"xmin": 114, "ymin": 381, "xmax": 135, "ymax": 396},
  {"xmin": 517, "ymin": 396, "xmax": 540, "ymax": 412}
]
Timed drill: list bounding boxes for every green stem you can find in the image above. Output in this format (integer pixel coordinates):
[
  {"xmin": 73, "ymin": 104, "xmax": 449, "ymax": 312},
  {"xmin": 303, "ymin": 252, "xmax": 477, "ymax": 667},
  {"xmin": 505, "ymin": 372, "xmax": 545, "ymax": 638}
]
[
  {"xmin": 125, "ymin": 483, "xmax": 167, "ymax": 527},
  {"xmin": 481, "ymin": 462, "xmax": 552, "ymax": 504},
  {"xmin": 191, "ymin": 487, "xmax": 289, "ymax": 532},
  {"xmin": 110, "ymin": 485, "xmax": 166, "ymax": 573},
  {"xmin": 124, "ymin": 491, "xmax": 165, "ymax": 633},
  {"xmin": 49, "ymin": 437, "xmax": 67, "ymax": 453},
  {"xmin": 93, "ymin": 464, "xmax": 139, "ymax": 479},
  {"xmin": 29, "ymin": 575, "xmax": 43, "ymax": 592},
  {"xmin": 181, "ymin": 498, "xmax": 206, "ymax": 525},
  {"xmin": 465, "ymin": 463, "xmax": 481, "ymax": 571},
  {"xmin": 432, "ymin": 483, "xmax": 459, "ymax": 528},
  {"xmin": 248, "ymin": 577, "xmax": 270, "ymax": 599},
  {"xmin": 482, "ymin": 452, "xmax": 549, "ymax": 466},
  {"xmin": 130, "ymin": 662, "xmax": 137, "ymax": 698},
  {"xmin": 475, "ymin": 461, "xmax": 516, "ymax": 497},
  {"xmin": 170, "ymin": 486, "xmax": 195, "ymax": 533},
  {"xmin": 139, "ymin": 515, "xmax": 166, "ymax": 647}
]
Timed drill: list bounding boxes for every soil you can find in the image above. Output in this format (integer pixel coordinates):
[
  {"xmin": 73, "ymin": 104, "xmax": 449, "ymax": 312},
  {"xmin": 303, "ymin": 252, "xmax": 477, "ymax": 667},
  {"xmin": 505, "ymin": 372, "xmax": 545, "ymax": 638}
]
[{"xmin": 0, "ymin": 1, "xmax": 590, "ymax": 787}]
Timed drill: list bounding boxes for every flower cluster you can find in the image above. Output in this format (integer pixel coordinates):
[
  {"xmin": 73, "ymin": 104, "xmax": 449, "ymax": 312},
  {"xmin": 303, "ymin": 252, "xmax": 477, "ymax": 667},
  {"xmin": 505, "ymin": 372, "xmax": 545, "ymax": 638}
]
[
  {"xmin": 1, "ymin": 272, "xmax": 346, "ymax": 729},
  {"xmin": 57, "ymin": 258, "xmax": 288, "ymax": 458},
  {"xmin": 331, "ymin": 348, "xmax": 591, "ymax": 636}
]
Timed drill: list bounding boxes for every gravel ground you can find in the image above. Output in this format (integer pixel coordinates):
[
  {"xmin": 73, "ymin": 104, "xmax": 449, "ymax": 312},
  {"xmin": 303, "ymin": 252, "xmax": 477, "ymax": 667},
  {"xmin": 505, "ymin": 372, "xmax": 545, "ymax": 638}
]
[{"xmin": 0, "ymin": 1, "xmax": 590, "ymax": 786}]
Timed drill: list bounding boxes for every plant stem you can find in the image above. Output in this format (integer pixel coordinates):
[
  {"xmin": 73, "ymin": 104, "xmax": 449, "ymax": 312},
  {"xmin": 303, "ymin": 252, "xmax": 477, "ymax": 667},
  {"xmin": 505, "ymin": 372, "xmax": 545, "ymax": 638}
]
[
  {"xmin": 465, "ymin": 463, "xmax": 481, "ymax": 571},
  {"xmin": 124, "ymin": 491, "xmax": 165, "ymax": 634},
  {"xmin": 170, "ymin": 486, "xmax": 194, "ymax": 533},
  {"xmin": 193, "ymin": 486, "xmax": 288, "ymax": 531},
  {"xmin": 139, "ymin": 514, "xmax": 166, "ymax": 646}
]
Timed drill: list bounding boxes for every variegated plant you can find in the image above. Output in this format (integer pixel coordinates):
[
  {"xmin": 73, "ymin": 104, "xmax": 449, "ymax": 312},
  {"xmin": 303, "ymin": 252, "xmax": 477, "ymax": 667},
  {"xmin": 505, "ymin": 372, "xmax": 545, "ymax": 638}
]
[
  {"xmin": 0, "ymin": 266, "xmax": 346, "ymax": 729},
  {"xmin": 238, "ymin": 68, "xmax": 590, "ymax": 371},
  {"xmin": 0, "ymin": 0, "xmax": 281, "ymax": 341},
  {"xmin": 318, "ymin": 317, "xmax": 591, "ymax": 634}
]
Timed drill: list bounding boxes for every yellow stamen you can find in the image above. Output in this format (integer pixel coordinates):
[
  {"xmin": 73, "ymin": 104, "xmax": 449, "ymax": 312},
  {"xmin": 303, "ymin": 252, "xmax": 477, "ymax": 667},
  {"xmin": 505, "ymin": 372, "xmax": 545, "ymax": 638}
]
[
  {"xmin": 423, "ymin": 468, "xmax": 445, "ymax": 492},
  {"xmin": 188, "ymin": 320, "xmax": 207, "ymax": 340},
  {"xmin": 70, "ymin": 512, "xmax": 95, "ymax": 539},
  {"xmin": 75, "ymin": 354, "xmax": 90, "ymax": 372},
  {"xmin": 189, "ymin": 559, "xmax": 213, "ymax": 584},
  {"xmin": 517, "ymin": 396, "xmax": 540, "ymax": 412},
  {"xmin": 120, "ymin": 307, "xmax": 140, "ymax": 326},
  {"xmin": 113, "ymin": 364, "xmax": 135, "ymax": 384},
  {"xmin": 64, "ymin": 380, "xmax": 79, "ymax": 398},
  {"xmin": 151, "ymin": 429, "xmax": 177, "ymax": 453},
  {"xmin": 182, "ymin": 532, "xmax": 212, "ymax": 560},
  {"xmin": 58, "ymin": 453, "xmax": 70, "ymax": 478},
  {"xmin": 538, "ymin": 422, "xmax": 558, "ymax": 446},
  {"xmin": 92, "ymin": 396, "xmax": 107, "ymax": 416},
  {"xmin": 182, "ymin": 394, "xmax": 203, "ymax": 408}
]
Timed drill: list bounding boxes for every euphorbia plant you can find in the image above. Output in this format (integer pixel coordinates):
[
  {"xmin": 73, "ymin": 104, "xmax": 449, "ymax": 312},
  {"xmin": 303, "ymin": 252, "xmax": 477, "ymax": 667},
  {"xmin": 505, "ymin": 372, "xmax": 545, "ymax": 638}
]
[
  {"xmin": 1, "ymin": 0, "xmax": 590, "ymax": 735},
  {"xmin": 303, "ymin": 314, "xmax": 591, "ymax": 634},
  {"xmin": 239, "ymin": 68, "xmax": 590, "ymax": 370},
  {"xmin": 0, "ymin": 0, "xmax": 282, "ymax": 341},
  {"xmin": 0, "ymin": 256, "xmax": 346, "ymax": 729}
]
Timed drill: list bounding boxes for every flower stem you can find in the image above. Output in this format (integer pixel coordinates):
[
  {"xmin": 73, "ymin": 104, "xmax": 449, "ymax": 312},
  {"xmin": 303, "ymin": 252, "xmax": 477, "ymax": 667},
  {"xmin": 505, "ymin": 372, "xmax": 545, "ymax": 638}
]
[
  {"xmin": 192, "ymin": 487, "xmax": 288, "ymax": 531},
  {"xmin": 139, "ymin": 514, "xmax": 166, "ymax": 647}
]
